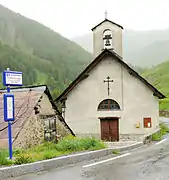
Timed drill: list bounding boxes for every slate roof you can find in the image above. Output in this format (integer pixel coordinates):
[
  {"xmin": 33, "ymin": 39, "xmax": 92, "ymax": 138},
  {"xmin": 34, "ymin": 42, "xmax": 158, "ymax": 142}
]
[
  {"xmin": 55, "ymin": 49, "xmax": 165, "ymax": 103},
  {"xmin": 0, "ymin": 85, "xmax": 74, "ymax": 141}
]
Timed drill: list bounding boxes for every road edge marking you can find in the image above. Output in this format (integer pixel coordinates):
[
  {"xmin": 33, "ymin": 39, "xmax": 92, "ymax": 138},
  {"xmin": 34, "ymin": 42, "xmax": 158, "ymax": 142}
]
[
  {"xmin": 82, "ymin": 153, "xmax": 131, "ymax": 168},
  {"xmin": 156, "ymin": 138, "xmax": 167, "ymax": 145}
]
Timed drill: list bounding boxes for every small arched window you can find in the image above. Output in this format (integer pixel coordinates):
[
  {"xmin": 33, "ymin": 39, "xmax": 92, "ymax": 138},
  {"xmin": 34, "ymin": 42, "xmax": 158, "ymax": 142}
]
[{"xmin": 98, "ymin": 99, "xmax": 120, "ymax": 110}]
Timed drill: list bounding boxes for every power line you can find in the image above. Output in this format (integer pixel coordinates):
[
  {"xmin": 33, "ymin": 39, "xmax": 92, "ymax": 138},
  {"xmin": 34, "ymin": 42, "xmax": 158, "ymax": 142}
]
[{"xmin": 0, "ymin": 91, "xmax": 32, "ymax": 132}]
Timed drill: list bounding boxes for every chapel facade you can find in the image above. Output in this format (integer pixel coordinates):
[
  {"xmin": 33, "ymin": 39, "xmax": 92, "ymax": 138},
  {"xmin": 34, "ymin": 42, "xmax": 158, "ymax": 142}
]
[{"xmin": 55, "ymin": 17, "xmax": 165, "ymax": 142}]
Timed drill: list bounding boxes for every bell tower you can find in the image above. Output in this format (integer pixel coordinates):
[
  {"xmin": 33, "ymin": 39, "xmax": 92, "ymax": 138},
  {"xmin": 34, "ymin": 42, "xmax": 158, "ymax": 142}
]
[{"xmin": 92, "ymin": 12, "xmax": 123, "ymax": 58}]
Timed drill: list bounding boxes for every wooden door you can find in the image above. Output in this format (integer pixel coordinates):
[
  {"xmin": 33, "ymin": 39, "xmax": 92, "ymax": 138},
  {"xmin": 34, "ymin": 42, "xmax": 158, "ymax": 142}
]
[
  {"xmin": 100, "ymin": 118, "xmax": 119, "ymax": 141},
  {"xmin": 100, "ymin": 120, "xmax": 110, "ymax": 141},
  {"xmin": 109, "ymin": 119, "xmax": 119, "ymax": 141}
]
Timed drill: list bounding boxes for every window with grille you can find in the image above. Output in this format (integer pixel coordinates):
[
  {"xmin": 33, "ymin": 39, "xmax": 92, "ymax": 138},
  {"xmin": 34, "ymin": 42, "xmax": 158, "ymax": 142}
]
[{"xmin": 98, "ymin": 99, "xmax": 120, "ymax": 110}]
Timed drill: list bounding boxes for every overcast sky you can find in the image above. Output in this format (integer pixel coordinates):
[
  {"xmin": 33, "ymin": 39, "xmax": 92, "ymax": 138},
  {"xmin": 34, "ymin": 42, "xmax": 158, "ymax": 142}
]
[{"xmin": 0, "ymin": 0, "xmax": 169, "ymax": 38}]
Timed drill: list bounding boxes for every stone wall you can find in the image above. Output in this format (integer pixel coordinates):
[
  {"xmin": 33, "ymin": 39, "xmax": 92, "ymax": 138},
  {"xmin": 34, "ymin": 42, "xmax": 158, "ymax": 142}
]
[
  {"xmin": 120, "ymin": 134, "xmax": 145, "ymax": 142},
  {"xmin": 13, "ymin": 93, "xmax": 73, "ymax": 149},
  {"xmin": 38, "ymin": 94, "xmax": 55, "ymax": 116},
  {"xmin": 13, "ymin": 114, "xmax": 44, "ymax": 149},
  {"xmin": 74, "ymin": 133, "xmax": 100, "ymax": 139},
  {"xmin": 39, "ymin": 94, "xmax": 72, "ymax": 140},
  {"xmin": 12, "ymin": 94, "xmax": 51, "ymax": 149},
  {"xmin": 159, "ymin": 110, "xmax": 169, "ymax": 117},
  {"xmin": 56, "ymin": 117, "xmax": 72, "ymax": 140}
]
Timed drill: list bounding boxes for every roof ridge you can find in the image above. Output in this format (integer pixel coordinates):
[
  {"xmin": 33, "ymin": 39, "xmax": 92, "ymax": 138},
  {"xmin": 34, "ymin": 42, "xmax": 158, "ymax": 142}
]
[{"xmin": 91, "ymin": 18, "xmax": 123, "ymax": 31}]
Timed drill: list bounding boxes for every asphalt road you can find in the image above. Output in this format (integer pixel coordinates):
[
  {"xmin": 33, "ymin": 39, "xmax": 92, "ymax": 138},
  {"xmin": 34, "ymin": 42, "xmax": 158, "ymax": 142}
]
[
  {"xmin": 10, "ymin": 117, "xmax": 169, "ymax": 180},
  {"xmin": 12, "ymin": 137, "xmax": 169, "ymax": 180}
]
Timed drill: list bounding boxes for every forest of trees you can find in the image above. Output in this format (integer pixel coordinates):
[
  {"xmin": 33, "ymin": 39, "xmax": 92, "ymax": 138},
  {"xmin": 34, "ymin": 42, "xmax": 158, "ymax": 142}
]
[{"xmin": 0, "ymin": 5, "xmax": 92, "ymax": 98}]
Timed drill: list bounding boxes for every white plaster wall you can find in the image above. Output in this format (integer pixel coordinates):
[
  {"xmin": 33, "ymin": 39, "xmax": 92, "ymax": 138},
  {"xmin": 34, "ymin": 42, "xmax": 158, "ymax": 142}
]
[
  {"xmin": 64, "ymin": 57, "xmax": 159, "ymax": 138},
  {"xmin": 93, "ymin": 21, "xmax": 123, "ymax": 58},
  {"xmin": 122, "ymin": 68, "xmax": 159, "ymax": 135}
]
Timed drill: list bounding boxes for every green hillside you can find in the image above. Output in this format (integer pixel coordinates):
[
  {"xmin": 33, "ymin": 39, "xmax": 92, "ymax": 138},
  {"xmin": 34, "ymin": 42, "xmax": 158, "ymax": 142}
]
[
  {"xmin": 142, "ymin": 61, "xmax": 169, "ymax": 110},
  {"xmin": 0, "ymin": 5, "xmax": 92, "ymax": 97}
]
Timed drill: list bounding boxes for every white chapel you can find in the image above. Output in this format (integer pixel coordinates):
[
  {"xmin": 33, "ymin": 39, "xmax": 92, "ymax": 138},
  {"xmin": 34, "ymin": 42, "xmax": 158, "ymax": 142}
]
[{"xmin": 55, "ymin": 16, "xmax": 165, "ymax": 142}]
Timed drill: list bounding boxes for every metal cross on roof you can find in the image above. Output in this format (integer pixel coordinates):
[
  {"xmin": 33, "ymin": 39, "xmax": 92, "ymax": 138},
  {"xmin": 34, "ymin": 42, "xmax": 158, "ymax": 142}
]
[
  {"xmin": 105, "ymin": 10, "xmax": 108, "ymax": 19},
  {"xmin": 104, "ymin": 76, "xmax": 114, "ymax": 96}
]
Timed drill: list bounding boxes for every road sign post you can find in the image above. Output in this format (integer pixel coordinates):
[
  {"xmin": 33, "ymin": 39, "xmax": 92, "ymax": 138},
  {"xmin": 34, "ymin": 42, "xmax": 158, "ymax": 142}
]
[
  {"xmin": 4, "ymin": 93, "xmax": 15, "ymax": 159},
  {"xmin": 3, "ymin": 68, "xmax": 22, "ymax": 159}
]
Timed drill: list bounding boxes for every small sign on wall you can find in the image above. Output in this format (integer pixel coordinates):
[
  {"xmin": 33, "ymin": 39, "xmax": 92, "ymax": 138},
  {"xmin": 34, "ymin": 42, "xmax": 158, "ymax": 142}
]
[
  {"xmin": 135, "ymin": 122, "xmax": 140, "ymax": 128},
  {"xmin": 4, "ymin": 94, "xmax": 15, "ymax": 122}
]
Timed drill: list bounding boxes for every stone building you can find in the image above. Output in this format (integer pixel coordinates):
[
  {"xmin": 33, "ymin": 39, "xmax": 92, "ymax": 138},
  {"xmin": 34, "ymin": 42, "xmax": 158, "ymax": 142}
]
[
  {"xmin": 55, "ymin": 17, "xmax": 165, "ymax": 142},
  {"xmin": 0, "ymin": 85, "xmax": 74, "ymax": 149}
]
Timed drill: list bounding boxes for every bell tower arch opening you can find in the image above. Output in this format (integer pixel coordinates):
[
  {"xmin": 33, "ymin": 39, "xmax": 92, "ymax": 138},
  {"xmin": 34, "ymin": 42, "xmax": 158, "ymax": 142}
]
[{"xmin": 103, "ymin": 29, "xmax": 113, "ymax": 50}]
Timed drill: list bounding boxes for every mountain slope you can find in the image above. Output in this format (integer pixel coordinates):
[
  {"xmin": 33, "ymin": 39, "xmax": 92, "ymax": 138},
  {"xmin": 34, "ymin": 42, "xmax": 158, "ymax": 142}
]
[
  {"xmin": 0, "ymin": 5, "xmax": 92, "ymax": 97},
  {"xmin": 72, "ymin": 29, "xmax": 169, "ymax": 67},
  {"xmin": 73, "ymin": 33, "xmax": 93, "ymax": 53},
  {"xmin": 126, "ymin": 40, "xmax": 169, "ymax": 67},
  {"xmin": 142, "ymin": 61, "xmax": 169, "ymax": 110}
]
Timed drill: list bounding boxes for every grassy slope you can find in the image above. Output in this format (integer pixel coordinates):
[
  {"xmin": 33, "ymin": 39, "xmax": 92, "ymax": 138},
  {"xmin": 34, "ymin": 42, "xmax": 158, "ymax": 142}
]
[
  {"xmin": 0, "ymin": 136, "xmax": 106, "ymax": 165},
  {"xmin": 142, "ymin": 60, "xmax": 169, "ymax": 110},
  {"xmin": 152, "ymin": 123, "xmax": 169, "ymax": 141}
]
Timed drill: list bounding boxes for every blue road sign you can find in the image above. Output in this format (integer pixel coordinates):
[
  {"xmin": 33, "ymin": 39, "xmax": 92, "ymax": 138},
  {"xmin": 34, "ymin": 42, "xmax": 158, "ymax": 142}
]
[
  {"xmin": 3, "ymin": 94, "xmax": 15, "ymax": 122},
  {"xmin": 4, "ymin": 94, "xmax": 15, "ymax": 159},
  {"xmin": 3, "ymin": 71, "xmax": 22, "ymax": 86}
]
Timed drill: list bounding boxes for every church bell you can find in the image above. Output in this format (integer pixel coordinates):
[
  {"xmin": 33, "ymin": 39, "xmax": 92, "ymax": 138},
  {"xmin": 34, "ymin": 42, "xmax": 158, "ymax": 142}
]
[
  {"xmin": 105, "ymin": 39, "xmax": 111, "ymax": 46},
  {"xmin": 103, "ymin": 34, "xmax": 112, "ymax": 47}
]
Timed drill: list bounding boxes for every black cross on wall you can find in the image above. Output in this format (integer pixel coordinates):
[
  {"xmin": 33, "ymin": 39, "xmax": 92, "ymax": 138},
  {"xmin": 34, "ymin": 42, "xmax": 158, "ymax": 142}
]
[{"xmin": 104, "ymin": 76, "xmax": 114, "ymax": 96}]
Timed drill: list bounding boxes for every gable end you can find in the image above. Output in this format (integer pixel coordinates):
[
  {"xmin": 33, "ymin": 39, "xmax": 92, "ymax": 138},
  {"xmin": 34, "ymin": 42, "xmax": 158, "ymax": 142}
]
[
  {"xmin": 92, "ymin": 18, "xmax": 124, "ymax": 31},
  {"xmin": 55, "ymin": 50, "xmax": 165, "ymax": 102}
]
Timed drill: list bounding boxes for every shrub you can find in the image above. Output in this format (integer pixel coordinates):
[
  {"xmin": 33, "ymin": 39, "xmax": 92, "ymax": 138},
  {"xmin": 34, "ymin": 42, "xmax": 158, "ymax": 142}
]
[
  {"xmin": 160, "ymin": 123, "xmax": 169, "ymax": 135},
  {"xmin": 42, "ymin": 150, "xmax": 63, "ymax": 160},
  {"xmin": 33, "ymin": 141, "xmax": 58, "ymax": 153},
  {"xmin": 0, "ymin": 150, "xmax": 13, "ymax": 165},
  {"xmin": 14, "ymin": 154, "xmax": 33, "ymax": 165},
  {"xmin": 56, "ymin": 136, "xmax": 106, "ymax": 152},
  {"xmin": 80, "ymin": 137, "xmax": 106, "ymax": 150},
  {"xmin": 112, "ymin": 150, "xmax": 119, "ymax": 155},
  {"xmin": 56, "ymin": 138, "xmax": 80, "ymax": 151},
  {"xmin": 13, "ymin": 149, "xmax": 23, "ymax": 155},
  {"xmin": 43, "ymin": 151, "xmax": 55, "ymax": 160},
  {"xmin": 152, "ymin": 133, "xmax": 162, "ymax": 141}
]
